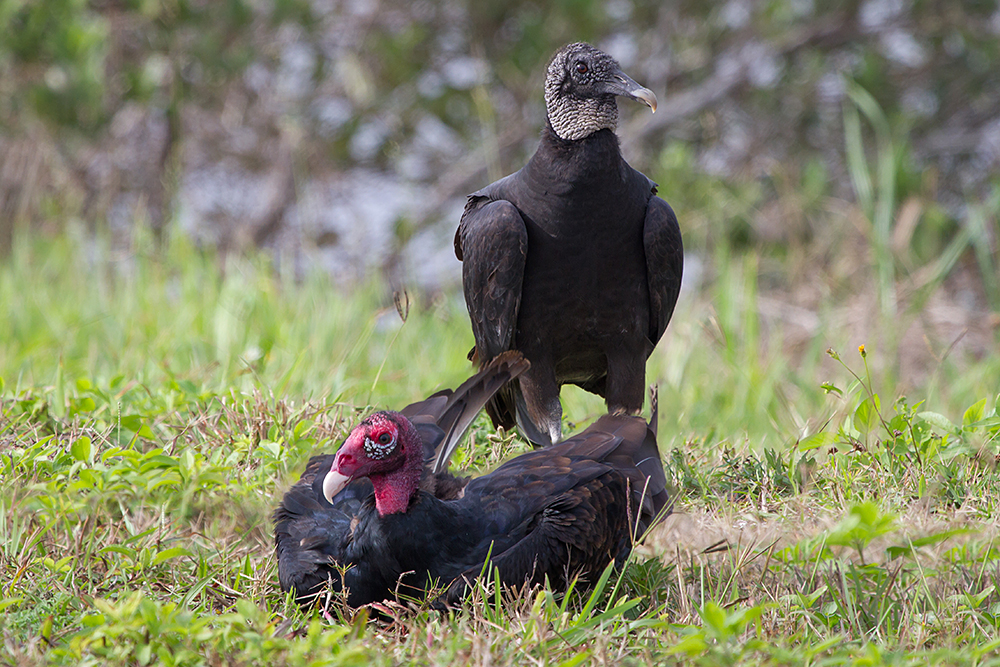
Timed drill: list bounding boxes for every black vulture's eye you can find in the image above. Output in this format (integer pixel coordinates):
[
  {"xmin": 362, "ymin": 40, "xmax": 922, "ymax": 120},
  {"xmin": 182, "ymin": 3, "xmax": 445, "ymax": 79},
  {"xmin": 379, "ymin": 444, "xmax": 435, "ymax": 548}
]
[
  {"xmin": 378, "ymin": 432, "xmax": 392, "ymax": 445},
  {"xmin": 575, "ymin": 61, "xmax": 588, "ymax": 74}
]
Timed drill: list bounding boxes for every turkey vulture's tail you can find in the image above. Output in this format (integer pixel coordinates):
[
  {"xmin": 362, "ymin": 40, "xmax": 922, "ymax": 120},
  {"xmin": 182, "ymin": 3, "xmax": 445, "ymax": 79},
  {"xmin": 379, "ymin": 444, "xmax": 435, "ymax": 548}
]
[{"xmin": 422, "ymin": 351, "xmax": 530, "ymax": 474}]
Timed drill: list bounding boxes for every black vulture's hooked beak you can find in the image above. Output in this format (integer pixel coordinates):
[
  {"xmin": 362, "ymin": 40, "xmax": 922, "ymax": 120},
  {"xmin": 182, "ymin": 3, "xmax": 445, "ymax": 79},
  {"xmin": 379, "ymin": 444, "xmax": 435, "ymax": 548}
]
[{"xmin": 599, "ymin": 69, "xmax": 657, "ymax": 113}]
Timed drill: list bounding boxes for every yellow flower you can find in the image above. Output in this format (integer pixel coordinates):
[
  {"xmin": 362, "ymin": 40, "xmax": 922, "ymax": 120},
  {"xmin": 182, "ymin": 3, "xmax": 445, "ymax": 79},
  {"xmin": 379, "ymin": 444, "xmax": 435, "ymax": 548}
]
[{"xmin": 858, "ymin": 344, "xmax": 866, "ymax": 358}]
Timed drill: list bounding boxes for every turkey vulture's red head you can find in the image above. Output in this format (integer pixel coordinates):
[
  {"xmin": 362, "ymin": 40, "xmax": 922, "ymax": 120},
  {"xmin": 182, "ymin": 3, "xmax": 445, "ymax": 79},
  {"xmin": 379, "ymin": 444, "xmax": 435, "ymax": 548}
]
[{"xmin": 325, "ymin": 411, "xmax": 423, "ymax": 516}]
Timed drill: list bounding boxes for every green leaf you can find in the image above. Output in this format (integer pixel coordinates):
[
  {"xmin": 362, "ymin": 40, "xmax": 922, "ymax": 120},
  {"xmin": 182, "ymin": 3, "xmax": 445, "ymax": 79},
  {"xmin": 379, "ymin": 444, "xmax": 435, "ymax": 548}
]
[
  {"xmin": 886, "ymin": 528, "xmax": 972, "ymax": 559},
  {"xmin": 99, "ymin": 545, "xmax": 137, "ymax": 559},
  {"xmin": 963, "ymin": 398, "xmax": 987, "ymax": 427},
  {"xmin": 554, "ymin": 651, "xmax": 592, "ymax": 667},
  {"xmin": 70, "ymin": 436, "xmax": 92, "ymax": 463},
  {"xmin": 0, "ymin": 598, "xmax": 23, "ymax": 613},
  {"xmin": 140, "ymin": 454, "xmax": 180, "ymax": 471},
  {"xmin": 917, "ymin": 412, "xmax": 959, "ymax": 435},
  {"xmin": 667, "ymin": 631, "xmax": 709, "ymax": 656},
  {"xmin": 699, "ymin": 601, "xmax": 728, "ymax": 636},
  {"xmin": 855, "ymin": 394, "xmax": 881, "ymax": 432},
  {"xmin": 79, "ymin": 612, "xmax": 105, "ymax": 627},
  {"xmin": 579, "ymin": 561, "xmax": 616, "ymax": 619},
  {"xmin": 120, "ymin": 414, "xmax": 157, "ymax": 440},
  {"xmin": 799, "ymin": 432, "xmax": 835, "ymax": 452},
  {"xmin": 293, "ymin": 419, "xmax": 314, "ymax": 439},
  {"xmin": 151, "ymin": 546, "xmax": 193, "ymax": 565}
]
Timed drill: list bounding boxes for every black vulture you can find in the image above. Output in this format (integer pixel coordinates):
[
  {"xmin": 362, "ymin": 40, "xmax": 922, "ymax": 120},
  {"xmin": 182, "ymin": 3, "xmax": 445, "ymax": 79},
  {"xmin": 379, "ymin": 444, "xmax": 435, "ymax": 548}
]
[
  {"xmin": 273, "ymin": 351, "xmax": 529, "ymax": 608},
  {"xmin": 455, "ymin": 42, "xmax": 683, "ymax": 446},
  {"xmin": 314, "ymin": 392, "xmax": 667, "ymax": 608}
]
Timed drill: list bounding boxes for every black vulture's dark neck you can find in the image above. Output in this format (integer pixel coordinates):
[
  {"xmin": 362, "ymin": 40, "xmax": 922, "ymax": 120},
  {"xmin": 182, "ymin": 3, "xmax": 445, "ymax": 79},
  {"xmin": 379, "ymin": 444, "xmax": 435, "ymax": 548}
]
[{"xmin": 526, "ymin": 124, "xmax": 625, "ymax": 188}]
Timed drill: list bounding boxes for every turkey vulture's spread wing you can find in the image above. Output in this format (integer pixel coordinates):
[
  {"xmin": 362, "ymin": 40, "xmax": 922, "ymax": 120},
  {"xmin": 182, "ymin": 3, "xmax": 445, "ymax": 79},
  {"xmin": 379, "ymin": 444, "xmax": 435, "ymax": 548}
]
[
  {"xmin": 643, "ymin": 195, "xmax": 684, "ymax": 346},
  {"xmin": 454, "ymin": 185, "xmax": 527, "ymax": 364}
]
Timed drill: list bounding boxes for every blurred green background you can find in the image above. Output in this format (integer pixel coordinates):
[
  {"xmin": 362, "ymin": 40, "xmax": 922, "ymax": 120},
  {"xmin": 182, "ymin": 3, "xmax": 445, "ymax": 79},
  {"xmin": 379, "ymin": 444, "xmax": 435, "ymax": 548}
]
[{"xmin": 1, "ymin": 0, "xmax": 998, "ymax": 442}]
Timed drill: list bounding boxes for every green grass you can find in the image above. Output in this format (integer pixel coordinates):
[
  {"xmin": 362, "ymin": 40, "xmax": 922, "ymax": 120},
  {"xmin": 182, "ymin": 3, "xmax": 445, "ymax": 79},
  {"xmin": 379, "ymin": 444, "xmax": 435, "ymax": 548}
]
[{"xmin": 2, "ymin": 227, "xmax": 1000, "ymax": 666}]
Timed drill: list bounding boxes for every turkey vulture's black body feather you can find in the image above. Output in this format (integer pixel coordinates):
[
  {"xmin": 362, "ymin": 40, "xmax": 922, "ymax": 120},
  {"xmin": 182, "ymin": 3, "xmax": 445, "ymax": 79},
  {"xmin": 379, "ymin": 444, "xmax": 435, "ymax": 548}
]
[
  {"xmin": 455, "ymin": 43, "xmax": 683, "ymax": 446},
  {"xmin": 273, "ymin": 352, "xmax": 530, "ymax": 607}
]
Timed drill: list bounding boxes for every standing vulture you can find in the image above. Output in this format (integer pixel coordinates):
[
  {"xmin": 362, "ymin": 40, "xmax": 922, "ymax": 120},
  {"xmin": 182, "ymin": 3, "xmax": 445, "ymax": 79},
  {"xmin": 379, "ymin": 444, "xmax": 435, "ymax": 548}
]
[
  {"xmin": 455, "ymin": 42, "xmax": 683, "ymax": 446},
  {"xmin": 317, "ymin": 391, "xmax": 668, "ymax": 608},
  {"xmin": 273, "ymin": 351, "xmax": 529, "ymax": 609}
]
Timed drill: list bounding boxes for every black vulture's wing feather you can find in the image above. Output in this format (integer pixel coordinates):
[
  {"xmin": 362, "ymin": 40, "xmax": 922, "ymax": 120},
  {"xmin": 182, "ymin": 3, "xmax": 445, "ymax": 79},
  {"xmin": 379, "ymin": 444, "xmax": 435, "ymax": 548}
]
[
  {"xmin": 454, "ymin": 191, "xmax": 528, "ymax": 364},
  {"xmin": 643, "ymin": 195, "xmax": 684, "ymax": 346}
]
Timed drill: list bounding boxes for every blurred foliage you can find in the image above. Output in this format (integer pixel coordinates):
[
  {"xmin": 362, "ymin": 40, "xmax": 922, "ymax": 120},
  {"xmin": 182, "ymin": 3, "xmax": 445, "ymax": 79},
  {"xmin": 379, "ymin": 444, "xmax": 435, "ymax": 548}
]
[
  {"xmin": 0, "ymin": 0, "xmax": 272, "ymax": 131},
  {"xmin": 0, "ymin": 0, "xmax": 997, "ymax": 321}
]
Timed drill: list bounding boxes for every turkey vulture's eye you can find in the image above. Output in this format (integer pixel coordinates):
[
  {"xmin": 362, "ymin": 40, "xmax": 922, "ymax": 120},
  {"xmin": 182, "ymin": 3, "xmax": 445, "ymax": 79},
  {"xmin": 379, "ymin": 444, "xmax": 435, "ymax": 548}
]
[
  {"xmin": 575, "ymin": 61, "xmax": 588, "ymax": 74},
  {"xmin": 378, "ymin": 432, "xmax": 392, "ymax": 445}
]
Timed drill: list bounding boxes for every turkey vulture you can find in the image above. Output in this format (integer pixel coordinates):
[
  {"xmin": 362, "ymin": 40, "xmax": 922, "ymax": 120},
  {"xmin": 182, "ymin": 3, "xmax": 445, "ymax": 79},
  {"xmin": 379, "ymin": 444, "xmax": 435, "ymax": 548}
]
[
  {"xmin": 318, "ymin": 390, "xmax": 668, "ymax": 609},
  {"xmin": 273, "ymin": 351, "xmax": 530, "ymax": 608},
  {"xmin": 455, "ymin": 42, "xmax": 684, "ymax": 446}
]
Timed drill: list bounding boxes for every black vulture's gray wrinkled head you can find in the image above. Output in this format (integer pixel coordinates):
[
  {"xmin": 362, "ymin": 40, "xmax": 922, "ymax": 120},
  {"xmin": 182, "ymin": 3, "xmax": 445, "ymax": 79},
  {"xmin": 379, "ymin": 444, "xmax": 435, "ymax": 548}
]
[{"xmin": 544, "ymin": 42, "xmax": 657, "ymax": 141}]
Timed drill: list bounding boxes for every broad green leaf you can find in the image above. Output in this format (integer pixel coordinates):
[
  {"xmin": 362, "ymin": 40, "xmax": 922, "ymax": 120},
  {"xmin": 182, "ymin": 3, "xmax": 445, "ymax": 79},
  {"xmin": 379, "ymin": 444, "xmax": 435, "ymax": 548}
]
[
  {"xmin": 667, "ymin": 632, "xmax": 709, "ymax": 656},
  {"xmin": 554, "ymin": 652, "xmax": 592, "ymax": 667},
  {"xmin": 964, "ymin": 398, "xmax": 988, "ymax": 427},
  {"xmin": 799, "ymin": 432, "xmax": 836, "ymax": 452},
  {"xmin": 699, "ymin": 601, "xmax": 727, "ymax": 635},
  {"xmin": 70, "ymin": 436, "xmax": 92, "ymax": 463},
  {"xmin": 855, "ymin": 394, "xmax": 881, "ymax": 432},
  {"xmin": 120, "ymin": 414, "xmax": 155, "ymax": 439},
  {"xmin": 917, "ymin": 412, "xmax": 960, "ymax": 435}
]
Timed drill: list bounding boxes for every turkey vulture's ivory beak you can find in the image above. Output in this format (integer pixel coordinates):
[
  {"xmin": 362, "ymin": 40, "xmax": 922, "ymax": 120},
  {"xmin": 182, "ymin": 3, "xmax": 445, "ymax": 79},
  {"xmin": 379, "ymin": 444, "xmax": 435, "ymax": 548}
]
[
  {"xmin": 323, "ymin": 469, "xmax": 351, "ymax": 505},
  {"xmin": 601, "ymin": 70, "xmax": 657, "ymax": 113}
]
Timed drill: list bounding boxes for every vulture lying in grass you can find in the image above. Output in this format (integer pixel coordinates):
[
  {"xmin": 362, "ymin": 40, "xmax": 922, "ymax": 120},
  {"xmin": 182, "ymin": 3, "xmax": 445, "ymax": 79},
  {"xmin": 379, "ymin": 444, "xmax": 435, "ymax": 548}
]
[
  {"xmin": 273, "ymin": 351, "xmax": 529, "ymax": 609},
  {"xmin": 455, "ymin": 42, "xmax": 684, "ymax": 446},
  {"xmin": 312, "ymin": 390, "xmax": 668, "ymax": 609}
]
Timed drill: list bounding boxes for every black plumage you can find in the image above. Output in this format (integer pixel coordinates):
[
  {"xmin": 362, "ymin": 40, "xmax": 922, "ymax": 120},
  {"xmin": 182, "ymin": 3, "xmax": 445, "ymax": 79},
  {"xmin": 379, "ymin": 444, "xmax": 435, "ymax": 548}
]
[
  {"xmin": 314, "ymin": 391, "xmax": 668, "ymax": 609},
  {"xmin": 273, "ymin": 351, "xmax": 529, "ymax": 608},
  {"xmin": 455, "ymin": 42, "xmax": 684, "ymax": 446}
]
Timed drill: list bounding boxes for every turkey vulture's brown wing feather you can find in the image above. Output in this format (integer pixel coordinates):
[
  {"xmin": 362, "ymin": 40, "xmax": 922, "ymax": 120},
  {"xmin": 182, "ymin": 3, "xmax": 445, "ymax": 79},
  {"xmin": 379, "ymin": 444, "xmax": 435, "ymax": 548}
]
[
  {"xmin": 441, "ymin": 469, "xmax": 630, "ymax": 604},
  {"xmin": 406, "ymin": 412, "xmax": 668, "ymax": 608}
]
